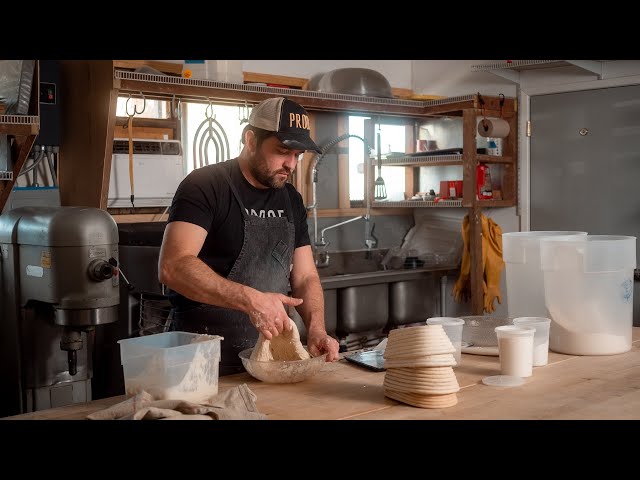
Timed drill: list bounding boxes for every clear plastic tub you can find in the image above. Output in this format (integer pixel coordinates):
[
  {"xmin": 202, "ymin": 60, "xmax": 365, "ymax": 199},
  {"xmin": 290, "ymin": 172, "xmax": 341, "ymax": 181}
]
[
  {"xmin": 540, "ymin": 235, "xmax": 636, "ymax": 355},
  {"xmin": 512, "ymin": 317, "xmax": 551, "ymax": 366},
  {"xmin": 502, "ymin": 231, "xmax": 587, "ymax": 318},
  {"xmin": 495, "ymin": 325, "xmax": 535, "ymax": 377},
  {"xmin": 426, "ymin": 317, "xmax": 465, "ymax": 365},
  {"xmin": 118, "ymin": 332, "xmax": 223, "ymax": 402}
]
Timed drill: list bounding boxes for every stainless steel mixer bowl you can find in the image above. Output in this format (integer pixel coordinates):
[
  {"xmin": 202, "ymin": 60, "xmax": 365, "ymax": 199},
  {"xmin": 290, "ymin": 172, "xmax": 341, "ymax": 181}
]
[{"xmin": 311, "ymin": 68, "xmax": 394, "ymax": 98}]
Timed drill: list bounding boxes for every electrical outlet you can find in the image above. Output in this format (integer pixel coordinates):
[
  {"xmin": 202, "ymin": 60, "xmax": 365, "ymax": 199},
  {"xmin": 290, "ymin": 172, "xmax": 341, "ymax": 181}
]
[{"xmin": 40, "ymin": 82, "xmax": 56, "ymax": 105}]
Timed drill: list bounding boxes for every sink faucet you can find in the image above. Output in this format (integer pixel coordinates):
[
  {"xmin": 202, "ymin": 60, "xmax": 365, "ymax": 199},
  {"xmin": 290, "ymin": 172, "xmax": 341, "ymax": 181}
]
[
  {"xmin": 307, "ymin": 133, "xmax": 374, "ymax": 267},
  {"xmin": 315, "ymin": 215, "xmax": 365, "ymax": 267},
  {"xmin": 364, "ymin": 219, "xmax": 378, "ymax": 259}
]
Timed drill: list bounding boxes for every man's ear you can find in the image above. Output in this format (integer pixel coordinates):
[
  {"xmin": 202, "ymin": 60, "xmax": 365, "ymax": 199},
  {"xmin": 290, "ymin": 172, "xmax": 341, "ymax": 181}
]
[{"xmin": 244, "ymin": 129, "xmax": 256, "ymax": 153}]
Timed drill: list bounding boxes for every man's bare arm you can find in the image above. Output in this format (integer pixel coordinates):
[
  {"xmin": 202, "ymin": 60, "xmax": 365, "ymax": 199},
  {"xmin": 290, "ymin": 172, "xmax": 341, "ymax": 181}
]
[
  {"xmin": 290, "ymin": 245, "xmax": 339, "ymax": 360},
  {"xmin": 158, "ymin": 221, "xmax": 301, "ymax": 339}
]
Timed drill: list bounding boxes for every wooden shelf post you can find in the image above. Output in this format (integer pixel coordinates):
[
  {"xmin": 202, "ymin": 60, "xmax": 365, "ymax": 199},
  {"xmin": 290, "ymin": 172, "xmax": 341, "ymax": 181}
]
[{"xmin": 59, "ymin": 60, "xmax": 119, "ymax": 209}]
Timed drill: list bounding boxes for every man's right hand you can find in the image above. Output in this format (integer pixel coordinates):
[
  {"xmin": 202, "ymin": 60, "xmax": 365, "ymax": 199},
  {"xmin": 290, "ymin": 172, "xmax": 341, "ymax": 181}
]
[{"xmin": 246, "ymin": 292, "xmax": 303, "ymax": 340}]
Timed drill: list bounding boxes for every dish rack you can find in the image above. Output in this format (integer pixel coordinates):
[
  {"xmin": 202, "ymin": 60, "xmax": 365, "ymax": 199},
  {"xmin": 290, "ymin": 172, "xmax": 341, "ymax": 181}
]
[{"xmin": 138, "ymin": 292, "xmax": 173, "ymax": 336}]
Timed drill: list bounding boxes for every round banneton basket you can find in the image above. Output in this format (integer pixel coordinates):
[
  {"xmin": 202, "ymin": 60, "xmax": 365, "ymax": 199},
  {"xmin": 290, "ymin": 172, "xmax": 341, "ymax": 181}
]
[
  {"xmin": 460, "ymin": 316, "xmax": 513, "ymax": 354},
  {"xmin": 238, "ymin": 348, "xmax": 327, "ymax": 383}
]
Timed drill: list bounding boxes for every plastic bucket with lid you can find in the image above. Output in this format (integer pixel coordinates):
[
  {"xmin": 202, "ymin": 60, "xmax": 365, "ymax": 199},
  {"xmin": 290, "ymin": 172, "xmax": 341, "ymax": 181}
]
[
  {"xmin": 502, "ymin": 231, "xmax": 587, "ymax": 318},
  {"xmin": 540, "ymin": 235, "xmax": 636, "ymax": 355}
]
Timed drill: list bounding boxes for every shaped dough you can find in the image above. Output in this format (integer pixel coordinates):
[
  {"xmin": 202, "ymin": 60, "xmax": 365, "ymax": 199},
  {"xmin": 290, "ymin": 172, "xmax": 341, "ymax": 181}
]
[{"xmin": 250, "ymin": 319, "xmax": 311, "ymax": 361}]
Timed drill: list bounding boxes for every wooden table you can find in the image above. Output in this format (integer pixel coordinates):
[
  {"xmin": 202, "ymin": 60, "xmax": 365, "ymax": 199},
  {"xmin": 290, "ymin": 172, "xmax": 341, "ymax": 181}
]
[{"xmin": 5, "ymin": 328, "xmax": 640, "ymax": 420}]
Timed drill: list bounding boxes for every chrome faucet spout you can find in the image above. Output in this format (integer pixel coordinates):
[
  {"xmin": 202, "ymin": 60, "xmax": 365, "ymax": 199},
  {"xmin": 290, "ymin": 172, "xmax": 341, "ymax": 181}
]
[
  {"xmin": 319, "ymin": 215, "xmax": 365, "ymax": 247},
  {"xmin": 309, "ymin": 134, "xmax": 373, "ymax": 251}
]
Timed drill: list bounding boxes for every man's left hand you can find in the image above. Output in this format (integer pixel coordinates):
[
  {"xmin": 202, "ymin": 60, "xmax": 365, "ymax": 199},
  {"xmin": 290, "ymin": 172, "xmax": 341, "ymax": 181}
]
[{"xmin": 307, "ymin": 328, "xmax": 340, "ymax": 362}]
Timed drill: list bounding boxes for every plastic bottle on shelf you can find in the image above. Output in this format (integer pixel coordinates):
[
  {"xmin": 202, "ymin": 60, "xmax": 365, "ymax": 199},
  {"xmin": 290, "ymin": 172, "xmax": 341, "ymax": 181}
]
[
  {"xmin": 477, "ymin": 164, "xmax": 493, "ymax": 199},
  {"xmin": 182, "ymin": 60, "xmax": 209, "ymax": 80},
  {"xmin": 487, "ymin": 138, "xmax": 499, "ymax": 156}
]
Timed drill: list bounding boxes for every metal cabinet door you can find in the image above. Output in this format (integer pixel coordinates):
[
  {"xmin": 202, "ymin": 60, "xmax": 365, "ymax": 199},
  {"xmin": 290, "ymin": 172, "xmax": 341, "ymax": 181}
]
[{"xmin": 530, "ymin": 85, "xmax": 640, "ymax": 326}]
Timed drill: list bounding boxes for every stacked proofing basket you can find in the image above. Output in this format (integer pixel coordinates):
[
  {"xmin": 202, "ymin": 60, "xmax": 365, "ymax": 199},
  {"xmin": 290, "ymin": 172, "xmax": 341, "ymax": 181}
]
[
  {"xmin": 383, "ymin": 325, "xmax": 460, "ymax": 408},
  {"xmin": 540, "ymin": 235, "xmax": 636, "ymax": 355}
]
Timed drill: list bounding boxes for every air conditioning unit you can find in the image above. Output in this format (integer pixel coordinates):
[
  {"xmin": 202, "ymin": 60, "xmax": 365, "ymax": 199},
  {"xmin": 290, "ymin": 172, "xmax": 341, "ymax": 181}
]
[{"xmin": 108, "ymin": 138, "xmax": 184, "ymax": 208}]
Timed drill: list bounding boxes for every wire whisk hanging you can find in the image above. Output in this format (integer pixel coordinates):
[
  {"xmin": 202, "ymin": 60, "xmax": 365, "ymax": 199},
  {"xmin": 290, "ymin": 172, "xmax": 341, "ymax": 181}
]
[{"xmin": 192, "ymin": 100, "xmax": 230, "ymax": 170}]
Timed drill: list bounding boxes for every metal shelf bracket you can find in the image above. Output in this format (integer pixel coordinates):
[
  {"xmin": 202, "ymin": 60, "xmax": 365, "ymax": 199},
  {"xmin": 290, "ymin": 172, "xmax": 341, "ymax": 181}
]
[
  {"xmin": 471, "ymin": 60, "xmax": 605, "ymax": 84},
  {"xmin": 565, "ymin": 60, "xmax": 604, "ymax": 80},
  {"xmin": 486, "ymin": 68, "xmax": 521, "ymax": 83}
]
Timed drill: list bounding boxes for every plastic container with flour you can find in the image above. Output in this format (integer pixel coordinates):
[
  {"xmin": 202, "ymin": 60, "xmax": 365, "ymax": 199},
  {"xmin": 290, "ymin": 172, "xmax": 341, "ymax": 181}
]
[
  {"xmin": 513, "ymin": 317, "xmax": 551, "ymax": 366},
  {"xmin": 495, "ymin": 325, "xmax": 535, "ymax": 377},
  {"xmin": 502, "ymin": 231, "xmax": 587, "ymax": 318},
  {"xmin": 540, "ymin": 235, "xmax": 636, "ymax": 355},
  {"xmin": 119, "ymin": 332, "xmax": 223, "ymax": 402}
]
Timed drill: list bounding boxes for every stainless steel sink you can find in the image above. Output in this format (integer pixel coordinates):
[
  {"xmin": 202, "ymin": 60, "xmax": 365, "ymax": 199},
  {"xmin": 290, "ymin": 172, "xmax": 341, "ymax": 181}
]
[
  {"xmin": 312, "ymin": 250, "xmax": 455, "ymax": 338},
  {"xmin": 337, "ymin": 283, "xmax": 388, "ymax": 336},
  {"xmin": 316, "ymin": 249, "xmax": 387, "ymax": 277},
  {"xmin": 389, "ymin": 277, "xmax": 439, "ymax": 326}
]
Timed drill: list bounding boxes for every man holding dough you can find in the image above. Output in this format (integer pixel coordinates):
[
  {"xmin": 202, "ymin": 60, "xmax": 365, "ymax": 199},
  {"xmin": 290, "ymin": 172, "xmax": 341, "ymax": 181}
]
[{"xmin": 159, "ymin": 97, "xmax": 340, "ymax": 375}]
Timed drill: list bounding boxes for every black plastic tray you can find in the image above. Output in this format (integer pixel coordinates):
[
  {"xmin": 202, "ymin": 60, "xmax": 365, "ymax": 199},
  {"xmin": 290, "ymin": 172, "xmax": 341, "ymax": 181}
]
[{"xmin": 344, "ymin": 350, "xmax": 386, "ymax": 372}]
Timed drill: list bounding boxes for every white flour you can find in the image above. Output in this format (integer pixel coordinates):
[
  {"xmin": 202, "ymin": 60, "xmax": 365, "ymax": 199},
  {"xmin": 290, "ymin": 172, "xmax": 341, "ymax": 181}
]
[
  {"xmin": 550, "ymin": 332, "xmax": 630, "ymax": 356},
  {"xmin": 532, "ymin": 341, "xmax": 549, "ymax": 366},
  {"xmin": 125, "ymin": 335, "xmax": 221, "ymax": 403},
  {"xmin": 498, "ymin": 335, "xmax": 533, "ymax": 377}
]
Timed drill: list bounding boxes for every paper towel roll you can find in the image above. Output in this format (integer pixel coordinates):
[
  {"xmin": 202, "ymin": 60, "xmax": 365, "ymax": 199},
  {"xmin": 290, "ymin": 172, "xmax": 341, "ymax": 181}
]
[{"xmin": 478, "ymin": 118, "xmax": 510, "ymax": 138}]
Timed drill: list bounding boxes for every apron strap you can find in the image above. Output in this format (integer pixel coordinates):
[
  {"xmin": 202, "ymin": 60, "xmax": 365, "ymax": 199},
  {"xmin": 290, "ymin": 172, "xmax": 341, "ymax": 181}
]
[
  {"xmin": 220, "ymin": 160, "xmax": 250, "ymax": 220},
  {"xmin": 281, "ymin": 184, "xmax": 295, "ymax": 224}
]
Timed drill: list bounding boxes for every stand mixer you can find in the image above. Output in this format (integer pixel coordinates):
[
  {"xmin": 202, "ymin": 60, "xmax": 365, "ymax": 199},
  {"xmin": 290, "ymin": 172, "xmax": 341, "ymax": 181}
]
[{"xmin": 0, "ymin": 206, "xmax": 120, "ymax": 416}]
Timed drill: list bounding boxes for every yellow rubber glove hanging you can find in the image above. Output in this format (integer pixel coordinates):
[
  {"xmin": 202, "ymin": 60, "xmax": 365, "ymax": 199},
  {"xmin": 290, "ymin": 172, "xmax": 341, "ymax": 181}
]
[
  {"xmin": 482, "ymin": 215, "xmax": 505, "ymax": 313},
  {"xmin": 453, "ymin": 214, "xmax": 471, "ymax": 303}
]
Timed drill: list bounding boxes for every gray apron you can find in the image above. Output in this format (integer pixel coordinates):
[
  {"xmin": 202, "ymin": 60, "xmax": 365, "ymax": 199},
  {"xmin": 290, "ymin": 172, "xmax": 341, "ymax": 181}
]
[{"xmin": 172, "ymin": 163, "xmax": 296, "ymax": 376}]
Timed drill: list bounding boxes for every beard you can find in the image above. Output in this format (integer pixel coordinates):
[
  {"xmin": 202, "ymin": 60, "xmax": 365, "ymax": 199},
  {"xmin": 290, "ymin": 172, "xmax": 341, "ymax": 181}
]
[{"xmin": 248, "ymin": 151, "xmax": 290, "ymax": 189}]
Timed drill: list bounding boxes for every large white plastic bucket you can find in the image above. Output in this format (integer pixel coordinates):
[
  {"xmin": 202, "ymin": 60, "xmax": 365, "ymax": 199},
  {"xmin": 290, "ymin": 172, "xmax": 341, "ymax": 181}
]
[
  {"xmin": 540, "ymin": 235, "xmax": 636, "ymax": 355},
  {"xmin": 503, "ymin": 231, "xmax": 587, "ymax": 318}
]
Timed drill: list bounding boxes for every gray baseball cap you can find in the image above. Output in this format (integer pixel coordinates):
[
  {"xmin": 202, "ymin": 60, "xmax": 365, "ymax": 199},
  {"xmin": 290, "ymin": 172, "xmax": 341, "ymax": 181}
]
[{"xmin": 249, "ymin": 97, "xmax": 322, "ymax": 154}]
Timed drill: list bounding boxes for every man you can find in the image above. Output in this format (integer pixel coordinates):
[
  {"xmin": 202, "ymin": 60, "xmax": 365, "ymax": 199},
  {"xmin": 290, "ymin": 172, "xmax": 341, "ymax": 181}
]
[{"xmin": 158, "ymin": 97, "xmax": 340, "ymax": 376}]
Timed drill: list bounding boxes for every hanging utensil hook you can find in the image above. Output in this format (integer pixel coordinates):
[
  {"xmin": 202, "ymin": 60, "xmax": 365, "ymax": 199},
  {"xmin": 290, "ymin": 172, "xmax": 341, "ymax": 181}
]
[
  {"xmin": 172, "ymin": 94, "xmax": 182, "ymax": 121},
  {"xmin": 239, "ymin": 100, "xmax": 250, "ymax": 124},
  {"xmin": 478, "ymin": 92, "xmax": 490, "ymax": 133},
  {"xmin": 125, "ymin": 91, "xmax": 146, "ymax": 117},
  {"xmin": 205, "ymin": 99, "xmax": 216, "ymax": 121}
]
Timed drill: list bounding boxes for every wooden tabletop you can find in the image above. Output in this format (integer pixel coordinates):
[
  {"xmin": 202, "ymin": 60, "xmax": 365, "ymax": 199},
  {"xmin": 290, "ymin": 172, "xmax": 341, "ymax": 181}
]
[{"xmin": 5, "ymin": 328, "xmax": 640, "ymax": 420}]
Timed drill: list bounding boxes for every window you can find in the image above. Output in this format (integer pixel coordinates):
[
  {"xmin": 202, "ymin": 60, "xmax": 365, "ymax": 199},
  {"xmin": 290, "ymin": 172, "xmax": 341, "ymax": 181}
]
[
  {"xmin": 348, "ymin": 115, "xmax": 407, "ymax": 203},
  {"xmin": 116, "ymin": 97, "xmax": 170, "ymax": 119},
  {"xmin": 181, "ymin": 102, "xmax": 248, "ymax": 175}
]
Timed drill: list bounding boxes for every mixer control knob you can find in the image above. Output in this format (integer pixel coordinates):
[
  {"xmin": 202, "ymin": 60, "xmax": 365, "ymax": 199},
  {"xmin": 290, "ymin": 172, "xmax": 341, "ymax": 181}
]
[{"xmin": 88, "ymin": 259, "xmax": 114, "ymax": 281}]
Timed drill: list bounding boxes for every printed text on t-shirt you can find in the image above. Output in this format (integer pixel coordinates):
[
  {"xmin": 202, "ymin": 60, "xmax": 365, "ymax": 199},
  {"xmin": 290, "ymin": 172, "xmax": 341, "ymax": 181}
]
[{"xmin": 245, "ymin": 208, "xmax": 285, "ymax": 218}]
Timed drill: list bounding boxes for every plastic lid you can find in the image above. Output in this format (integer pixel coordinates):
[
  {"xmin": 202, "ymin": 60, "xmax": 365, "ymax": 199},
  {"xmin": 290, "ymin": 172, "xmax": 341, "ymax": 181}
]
[
  {"xmin": 495, "ymin": 325, "xmax": 535, "ymax": 336},
  {"xmin": 427, "ymin": 317, "xmax": 465, "ymax": 326},
  {"xmin": 482, "ymin": 375, "xmax": 525, "ymax": 387},
  {"xmin": 513, "ymin": 317, "xmax": 551, "ymax": 327}
]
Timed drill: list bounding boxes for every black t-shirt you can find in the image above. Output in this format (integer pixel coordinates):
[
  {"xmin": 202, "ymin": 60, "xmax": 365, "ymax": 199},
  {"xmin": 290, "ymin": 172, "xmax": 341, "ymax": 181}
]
[{"xmin": 166, "ymin": 158, "xmax": 310, "ymax": 309}]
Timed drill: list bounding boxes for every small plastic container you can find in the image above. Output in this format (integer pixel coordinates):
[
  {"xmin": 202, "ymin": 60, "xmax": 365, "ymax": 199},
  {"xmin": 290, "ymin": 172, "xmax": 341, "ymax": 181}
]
[
  {"xmin": 118, "ymin": 331, "xmax": 223, "ymax": 403},
  {"xmin": 513, "ymin": 317, "xmax": 551, "ymax": 366},
  {"xmin": 208, "ymin": 60, "xmax": 244, "ymax": 84},
  {"xmin": 426, "ymin": 317, "xmax": 465, "ymax": 366},
  {"xmin": 495, "ymin": 325, "xmax": 535, "ymax": 377},
  {"xmin": 182, "ymin": 60, "xmax": 208, "ymax": 79}
]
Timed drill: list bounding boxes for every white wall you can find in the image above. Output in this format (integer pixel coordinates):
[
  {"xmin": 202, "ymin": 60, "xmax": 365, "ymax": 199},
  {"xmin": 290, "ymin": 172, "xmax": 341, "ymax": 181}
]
[
  {"xmin": 412, "ymin": 60, "xmax": 517, "ymax": 97},
  {"xmin": 243, "ymin": 60, "xmax": 414, "ymax": 89}
]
